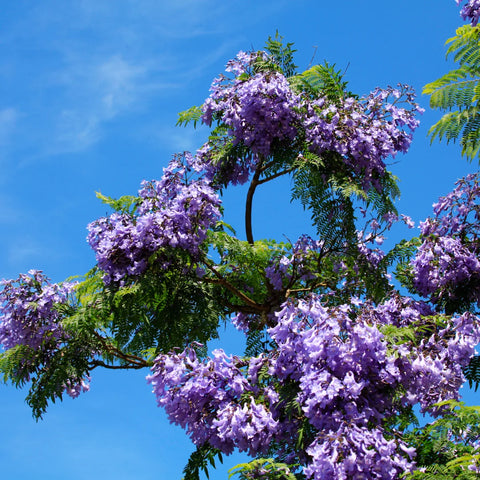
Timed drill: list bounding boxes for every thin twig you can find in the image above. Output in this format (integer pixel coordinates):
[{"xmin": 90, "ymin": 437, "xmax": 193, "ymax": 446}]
[
  {"xmin": 285, "ymin": 282, "xmax": 328, "ymax": 298},
  {"xmin": 257, "ymin": 167, "xmax": 294, "ymax": 186},
  {"xmin": 202, "ymin": 261, "xmax": 269, "ymax": 313},
  {"xmin": 92, "ymin": 331, "xmax": 150, "ymax": 368}
]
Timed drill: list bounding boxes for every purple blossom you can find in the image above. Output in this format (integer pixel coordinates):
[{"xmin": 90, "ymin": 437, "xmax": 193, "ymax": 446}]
[
  {"xmin": 456, "ymin": 0, "xmax": 480, "ymax": 25},
  {"xmin": 401, "ymin": 214, "xmax": 415, "ymax": 229},
  {"xmin": 356, "ymin": 230, "xmax": 386, "ymax": 268},
  {"xmin": 202, "ymin": 67, "xmax": 301, "ymax": 158},
  {"xmin": 200, "ymin": 61, "xmax": 302, "ymax": 186},
  {"xmin": 304, "ymin": 424, "xmax": 413, "ymax": 480},
  {"xmin": 0, "ymin": 270, "xmax": 74, "ymax": 350},
  {"xmin": 411, "ymin": 173, "xmax": 480, "ymax": 309},
  {"xmin": 305, "ymin": 86, "xmax": 421, "ymax": 192},
  {"xmin": 264, "ymin": 235, "xmax": 322, "ymax": 292},
  {"xmin": 87, "ymin": 154, "xmax": 221, "ymax": 284},
  {"xmin": 64, "ymin": 377, "xmax": 91, "ymax": 398},
  {"xmin": 0, "ymin": 270, "xmax": 91, "ymax": 399},
  {"xmin": 148, "ymin": 292, "xmax": 479, "ymax": 477},
  {"xmin": 147, "ymin": 348, "xmax": 279, "ymax": 455},
  {"xmin": 198, "ymin": 50, "xmax": 422, "ymax": 194}
]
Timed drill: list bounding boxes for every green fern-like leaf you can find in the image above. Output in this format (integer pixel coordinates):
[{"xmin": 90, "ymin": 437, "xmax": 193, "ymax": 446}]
[
  {"xmin": 177, "ymin": 105, "xmax": 203, "ymax": 128},
  {"xmin": 463, "ymin": 355, "xmax": 480, "ymax": 391},
  {"xmin": 425, "ymin": 67, "xmax": 478, "ymax": 110},
  {"xmin": 95, "ymin": 191, "xmax": 140, "ymax": 215},
  {"xmin": 424, "ymin": 24, "xmax": 480, "ymax": 162},
  {"xmin": 290, "ymin": 62, "xmax": 352, "ymax": 101},
  {"xmin": 182, "ymin": 444, "xmax": 223, "ymax": 480},
  {"xmin": 0, "ymin": 344, "xmax": 36, "ymax": 387},
  {"xmin": 263, "ymin": 31, "xmax": 298, "ymax": 78},
  {"xmin": 229, "ymin": 458, "xmax": 300, "ymax": 480}
]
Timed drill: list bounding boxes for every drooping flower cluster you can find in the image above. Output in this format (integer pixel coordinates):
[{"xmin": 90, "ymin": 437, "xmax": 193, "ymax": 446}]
[
  {"xmin": 87, "ymin": 154, "xmax": 221, "ymax": 284},
  {"xmin": 456, "ymin": 0, "xmax": 480, "ymax": 25},
  {"xmin": 202, "ymin": 70, "xmax": 301, "ymax": 158},
  {"xmin": 0, "ymin": 270, "xmax": 73, "ymax": 350},
  {"xmin": 201, "ymin": 53, "xmax": 302, "ymax": 186},
  {"xmin": 411, "ymin": 173, "xmax": 480, "ymax": 310},
  {"xmin": 147, "ymin": 348, "xmax": 279, "ymax": 457},
  {"xmin": 375, "ymin": 295, "xmax": 480, "ymax": 410},
  {"xmin": 149, "ymin": 294, "xmax": 480, "ymax": 479},
  {"xmin": 0, "ymin": 270, "xmax": 89, "ymax": 398},
  {"xmin": 356, "ymin": 229, "xmax": 387, "ymax": 268},
  {"xmin": 305, "ymin": 86, "xmax": 422, "ymax": 192},
  {"xmin": 199, "ymin": 51, "xmax": 422, "ymax": 191},
  {"xmin": 64, "ymin": 377, "xmax": 91, "ymax": 398}
]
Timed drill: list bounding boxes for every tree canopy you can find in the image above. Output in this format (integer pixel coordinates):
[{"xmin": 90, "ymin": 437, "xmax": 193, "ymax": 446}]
[{"xmin": 3, "ymin": 4, "xmax": 480, "ymax": 480}]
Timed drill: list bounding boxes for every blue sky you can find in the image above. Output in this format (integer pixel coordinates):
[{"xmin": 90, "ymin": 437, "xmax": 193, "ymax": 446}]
[{"xmin": 0, "ymin": 1, "xmax": 478, "ymax": 479}]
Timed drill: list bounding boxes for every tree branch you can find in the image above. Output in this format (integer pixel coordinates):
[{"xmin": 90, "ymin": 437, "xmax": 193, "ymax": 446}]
[
  {"xmin": 245, "ymin": 161, "xmax": 263, "ymax": 245},
  {"xmin": 89, "ymin": 359, "xmax": 147, "ymax": 370},
  {"xmin": 285, "ymin": 282, "xmax": 329, "ymax": 298},
  {"xmin": 92, "ymin": 332, "xmax": 151, "ymax": 368},
  {"xmin": 257, "ymin": 167, "xmax": 294, "ymax": 185},
  {"xmin": 202, "ymin": 261, "xmax": 269, "ymax": 313}
]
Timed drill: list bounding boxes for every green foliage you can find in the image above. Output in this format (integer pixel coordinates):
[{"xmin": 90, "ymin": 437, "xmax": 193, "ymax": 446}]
[
  {"xmin": 229, "ymin": 458, "xmax": 302, "ymax": 480},
  {"xmin": 291, "ymin": 154, "xmax": 358, "ymax": 252},
  {"xmin": 382, "ymin": 238, "xmax": 418, "ymax": 273},
  {"xmin": 463, "ymin": 355, "xmax": 480, "ymax": 391},
  {"xmin": 95, "ymin": 191, "xmax": 140, "ymax": 215},
  {"xmin": 244, "ymin": 328, "xmax": 272, "ymax": 357},
  {"xmin": 290, "ymin": 62, "xmax": 352, "ymax": 101},
  {"xmin": 380, "ymin": 312, "xmax": 451, "ymax": 355},
  {"xmin": 24, "ymin": 331, "xmax": 96, "ymax": 419},
  {"xmin": 208, "ymin": 231, "xmax": 290, "ymax": 309},
  {"xmin": 424, "ymin": 25, "xmax": 480, "ymax": 161},
  {"xmin": 407, "ymin": 463, "xmax": 477, "ymax": 480},
  {"xmin": 76, "ymin": 259, "xmax": 226, "ymax": 359},
  {"xmin": 404, "ymin": 401, "xmax": 480, "ymax": 480},
  {"xmin": 183, "ymin": 444, "xmax": 224, "ymax": 480},
  {"xmin": 393, "ymin": 237, "xmax": 422, "ymax": 293},
  {"xmin": 0, "ymin": 344, "xmax": 36, "ymax": 387},
  {"xmin": 177, "ymin": 105, "xmax": 203, "ymax": 128},
  {"xmin": 261, "ymin": 31, "xmax": 298, "ymax": 78},
  {"xmin": 291, "ymin": 155, "xmax": 398, "ymax": 259}
]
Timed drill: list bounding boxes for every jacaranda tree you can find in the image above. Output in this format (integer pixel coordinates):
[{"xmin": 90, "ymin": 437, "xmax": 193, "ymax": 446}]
[{"xmin": 3, "ymin": 3, "xmax": 480, "ymax": 479}]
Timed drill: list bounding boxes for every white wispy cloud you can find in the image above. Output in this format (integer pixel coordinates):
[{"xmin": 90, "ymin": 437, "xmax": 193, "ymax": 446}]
[
  {"xmin": 0, "ymin": 0, "xmax": 285, "ymax": 163},
  {"xmin": 50, "ymin": 55, "xmax": 153, "ymax": 153}
]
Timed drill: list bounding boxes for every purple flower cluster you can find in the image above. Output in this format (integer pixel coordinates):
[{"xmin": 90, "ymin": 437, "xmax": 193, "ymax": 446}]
[
  {"xmin": 147, "ymin": 348, "xmax": 278, "ymax": 457},
  {"xmin": 375, "ymin": 295, "xmax": 480, "ymax": 410},
  {"xmin": 201, "ymin": 62, "xmax": 301, "ymax": 185},
  {"xmin": 148, "ymin": 294, "xmax": 480, "ymax": 479},
  {"xmin": 356, "ymin": 229, "xmax": 386, "ymax": 268},
  {"xmin": 199, "ymin": 51, "xmax": 422, "ymax": 191},
  {"xmin": 304, "ymin": 424, "xmax": 413, "ymax": 480},
  {"xmin": 269, "ymin": 296, "xmax": 470, "ymax": 477},
  {"xmin": 411, "ymin": 173, "xmax": 480, "ymax": 308},
  {"xmin": 202, "ymin": 55, "xmax": 301, "ymax": 159},
  {"xmin": 456, "ymin": 0, "xmax": 480, "ymax": 25},
  {"xmin": 0, "ymin": 270, "xmax": 73, "ymax": 350},
  {"xmin": 305, "ymin": 86, "xmax": 421, "ymax": 192},
  {"xmin": 64, "ymin": 377, "xmax": 91, "ymax": 398},
  {"xmin": 87, "ymin": 154, "xmax": 221, "ymax": 284},
  {"xmin": 0, "ymin": 270, "xmax": 89, "ymax": 399},
  {"xmin": 412, "ymin": 235, "xmax": 480, "ymax": 305}
]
